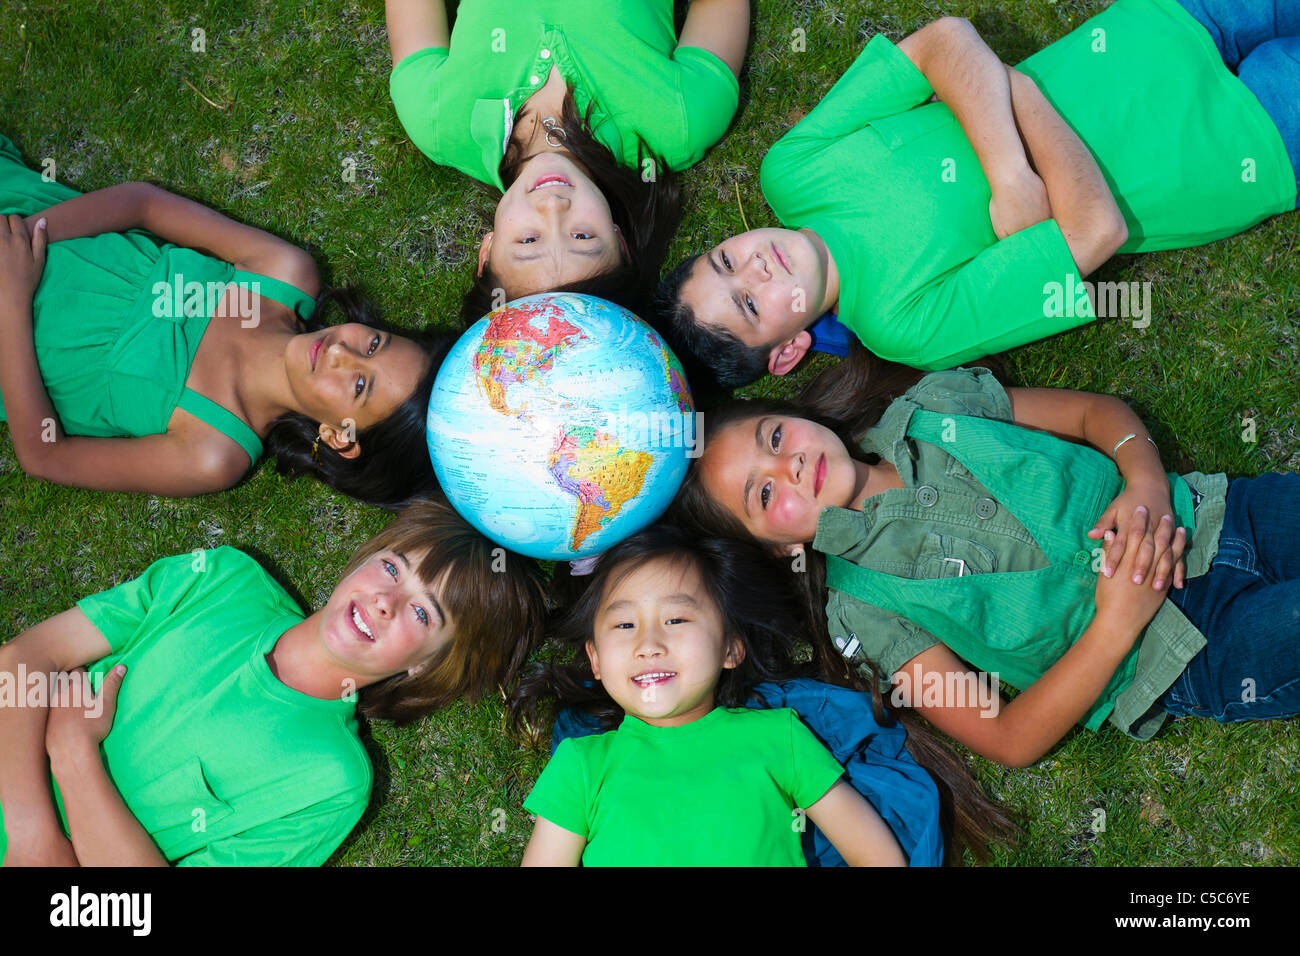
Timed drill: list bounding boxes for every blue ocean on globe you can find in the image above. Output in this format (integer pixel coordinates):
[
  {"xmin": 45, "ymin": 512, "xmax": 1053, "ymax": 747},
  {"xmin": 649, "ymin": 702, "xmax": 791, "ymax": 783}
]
[{"xmin": 426, "ymin": 293, "xmax": 696, "ymax": 561}]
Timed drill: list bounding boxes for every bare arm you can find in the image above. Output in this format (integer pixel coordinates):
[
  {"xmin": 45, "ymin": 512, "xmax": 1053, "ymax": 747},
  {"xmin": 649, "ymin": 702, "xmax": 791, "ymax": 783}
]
[
  {"xmin": 0, "ymin": 609, "xmax": 110, "ymax": 866},
  {"xmin": 677, "ymin": 0, "xmax": 750, "ymax": 80},
  {"xmin": 0, "ymin": 219, "xmax": 246, "ymax": 494},
  {"xmin": 1005, "ymin": 65, "xmax": 1127, "ymax": 275},
  {"xmin": 45, "ymin": 667, "xmax": 168, "ymax": 866},
  {"xmin": 898, "ymin": 506, "xmax": 1181, "ymax": 767},
  {"xmin": 20, "ymin": 181, "xmax": 318, "ymax": 293},
  {"xmin": 1006, "ymin": 386, "xmax": 1186, "ymax": 588},
  {"xmin": 804, "ymin": 780, "xmax": 907, "ymax": 866},
  {"xmin": 385, "ymin": 0, "xmax": 450, "ymax": 68},
  {"xmin": 520, "ymin": 816, "xmax": 586, "ymax": 866},
  {"xmin": 897, "ymin": 18, "xmax": 1049, "ymax": 238}
]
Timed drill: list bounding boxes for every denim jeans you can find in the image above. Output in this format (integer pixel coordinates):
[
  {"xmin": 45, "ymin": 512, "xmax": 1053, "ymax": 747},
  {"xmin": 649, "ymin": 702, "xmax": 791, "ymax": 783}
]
[
  {"xmin": 1177, "ymin": 0, "xmax": 1300, "ymax": 204},
  {"xmin": 1160, "ymin": 472, "xmax": 1300, "ymax": 720}
]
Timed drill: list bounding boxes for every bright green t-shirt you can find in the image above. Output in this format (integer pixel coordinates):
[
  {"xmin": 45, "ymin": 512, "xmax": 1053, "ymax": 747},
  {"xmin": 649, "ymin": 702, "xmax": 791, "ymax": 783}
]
[
  {"xmin": 524, "ymin": 707, "xmax": 845, "ymax": 866},
  {"xmin": 760, "ymin": 0, "xmax": 1296, "ymax": 370},
  {"xmin": 388, "ymin": 0, "xmax": 739, "ymax": 189},
  {"xmin": 0, "ymin": 547, "xmax": 371, "ymax": 866}
]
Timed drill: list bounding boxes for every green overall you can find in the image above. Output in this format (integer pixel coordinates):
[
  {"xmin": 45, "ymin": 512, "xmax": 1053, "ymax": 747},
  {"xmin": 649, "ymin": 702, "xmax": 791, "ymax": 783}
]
[{"xmin": 826, "ymin": 408, "xmax": 1203, "ymax": 732}]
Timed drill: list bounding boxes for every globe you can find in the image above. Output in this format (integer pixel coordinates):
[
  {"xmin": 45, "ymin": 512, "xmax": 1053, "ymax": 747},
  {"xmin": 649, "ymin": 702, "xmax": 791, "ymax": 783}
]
[{"xmin": 426, "ymin": 293, "xmax": 696, "ymax": 561}]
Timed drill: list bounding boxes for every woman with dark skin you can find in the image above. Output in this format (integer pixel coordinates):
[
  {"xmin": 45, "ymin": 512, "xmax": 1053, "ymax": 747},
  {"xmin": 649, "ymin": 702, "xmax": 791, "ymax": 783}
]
[{"xmin": 0, "ymin": 137, "xmax": 435, "ymax": 501}]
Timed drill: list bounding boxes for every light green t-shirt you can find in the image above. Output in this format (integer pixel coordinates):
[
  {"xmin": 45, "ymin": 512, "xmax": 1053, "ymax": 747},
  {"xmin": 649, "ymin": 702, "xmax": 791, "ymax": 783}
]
[
  {"xmin": 524, "ymin": 707, "xmax": 845, "ymax": 866},
  {"xmin": 760, "ymin": 0, "xmax": 1295, "ymax": 370},
  {"xmin": 389, "ymin": 0, "xmax": 739, "ymax": 189},
  {"xmin": 0, "ymin": 547, "xmax": 371, "ymax": 866}
]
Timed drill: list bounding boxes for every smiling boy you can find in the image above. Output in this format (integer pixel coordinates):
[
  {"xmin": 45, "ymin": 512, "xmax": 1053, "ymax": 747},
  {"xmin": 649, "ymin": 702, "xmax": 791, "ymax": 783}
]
[{"xmin": 656, "ymin": 0, "xmax": 1299, "ymax": 389}]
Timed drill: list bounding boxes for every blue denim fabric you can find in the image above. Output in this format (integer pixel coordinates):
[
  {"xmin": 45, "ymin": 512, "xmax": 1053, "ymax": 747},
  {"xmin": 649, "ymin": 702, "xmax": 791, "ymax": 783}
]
[
  {"xmin": 1177, "ymin": 0, "xmax": 1300, "ymax": 204},
  {"xmin": 551, "ymin": 678, "xmax": 945, "ymax": 867},
  {"xmin": 1160, "ymin": 473, "xmax": 1300, "ymax": 720}
]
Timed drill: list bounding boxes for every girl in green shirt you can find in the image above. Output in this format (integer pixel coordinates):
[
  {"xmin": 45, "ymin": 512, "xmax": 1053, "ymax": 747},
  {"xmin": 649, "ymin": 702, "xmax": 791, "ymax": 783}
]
[
  {"xmin": 673, "ymin": 363, "xmax": 1300, "ymax": 767},
  {"xmin": 513, "ymin": 526, "xmax": 1016, "ymax": 865},
  {"xmin": 0, "ymin": 498, "xmax": 547, "ymax": 866},
  {"xmin": 0, "ymin": 133, "xmax": 449, "ymax": 505},
  {"xmin": 384, "ymin": 0, "xmax": 748, "ymax": 321}
]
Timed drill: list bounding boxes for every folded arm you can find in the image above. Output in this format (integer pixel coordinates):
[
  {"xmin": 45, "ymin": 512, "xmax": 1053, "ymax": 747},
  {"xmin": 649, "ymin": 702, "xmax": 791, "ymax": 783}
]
[
  {"xmin": 898, "ymin": 17, "xmax": 1047, "ymax": 238},
  {"xmin": 897, "ymin": 506, "xmax": 1181, "ymax": 767},
  {"xmin": 0, "ymin": 609, "xmax": 108, "ymax": 866},
  {"xmin": 1005, "ymin": 65, "xmax": 1127, "ymax": 275},
  {"xmin": 897, "ymin": 18, "xmax": 1126, "ymax": 271},
  {"xmin": 45, "ymin": 667, "xmax": 168, "ymax": 867}
]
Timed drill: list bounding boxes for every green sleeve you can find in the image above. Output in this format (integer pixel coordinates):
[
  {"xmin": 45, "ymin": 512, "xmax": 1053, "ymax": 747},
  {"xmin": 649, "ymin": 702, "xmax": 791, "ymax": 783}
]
[
  {"xmin": 665, "ymin": 45, "xmax": 740, "ymax": 170},
  {"xmin": 903, "ymin": 366, "xmax": 1014, "ymax": 422},
  {"xmin": 174, "ymin": 788, "xmax": 368, "ymax": 867},
  {"xmin": 75, "ymin": 551, "xmax": 212, "ymax": 655},
  {"xmin": 827, "ymin": 588, "xmax": 941, "ymax": 691},
  {"xmin": 785, "ymin": 711, "xmax": 847, "ymax": 809},
  {"xmin": 389, "ymin": 46, "xmax": 451, "ymax": 162},
  {"xmin": 867, "ymin": 218, "xmax": 1094, "ymax": 370},
  {"xmin": 523, "ymin": 738, "xmax": 590, "ymax": 838},
  {"xmin": 779, "ymin": 35, "xmax": 934, "ymax": 146}
]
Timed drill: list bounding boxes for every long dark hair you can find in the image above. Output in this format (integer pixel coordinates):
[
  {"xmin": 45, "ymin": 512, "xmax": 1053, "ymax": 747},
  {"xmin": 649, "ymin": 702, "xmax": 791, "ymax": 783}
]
[
  {"xmin": 668, "ymin": 350, "xmax": 1022, "ymax": 862},
  {"xmin": 263, "ymin": 287, "xmax": 454, "ymax": 510},
  {"xmin": 459, "ymin": 87, "xmax": 681, "ymax": 325},
  {"xmin": 509, "ymin": 524, "xmax": 1019, "ymax": 864},
  {"xmin": 510, "ymin": 525, "xmax": 846, "ymax": 732}
]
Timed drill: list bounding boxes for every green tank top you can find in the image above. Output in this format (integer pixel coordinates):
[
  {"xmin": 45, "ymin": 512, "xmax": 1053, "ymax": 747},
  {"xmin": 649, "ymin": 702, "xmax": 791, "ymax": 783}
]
[{"xmin": 0, "ymin": 132, "xmax": 316, "ymax": 472}]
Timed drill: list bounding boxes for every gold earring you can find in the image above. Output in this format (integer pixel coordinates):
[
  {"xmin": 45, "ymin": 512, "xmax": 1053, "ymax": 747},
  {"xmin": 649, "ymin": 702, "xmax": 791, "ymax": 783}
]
[{"xmin": 311, "ymin": 437, "xmax": 322, "ymax": 462}]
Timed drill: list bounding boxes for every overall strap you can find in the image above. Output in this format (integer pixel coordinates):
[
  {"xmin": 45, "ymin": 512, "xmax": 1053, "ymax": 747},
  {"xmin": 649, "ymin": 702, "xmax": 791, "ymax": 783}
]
[
  {"xmin": 176, "ymin": 389, "xmax": 263, "ymax": 469},
  {"xmin": 231, "ymin": 270, "xmax": 317, "ymax": 321}
]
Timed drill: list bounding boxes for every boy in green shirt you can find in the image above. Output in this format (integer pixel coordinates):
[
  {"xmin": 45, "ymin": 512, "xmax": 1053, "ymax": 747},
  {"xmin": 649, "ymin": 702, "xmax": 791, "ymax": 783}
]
[
  {"xmin": 0, "ymin": 500, "xmax": 545, "ymax": 866},
  {"xmin": 656, "ymin": 0, "xmax": 1299, "ymax": 388}
]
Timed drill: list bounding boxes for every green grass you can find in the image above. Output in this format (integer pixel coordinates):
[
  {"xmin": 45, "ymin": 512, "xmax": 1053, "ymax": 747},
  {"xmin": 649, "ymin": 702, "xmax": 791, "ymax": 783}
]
[{"xmin": 1, "ymin": 0, "xmax": 1296, "ymax": 866}]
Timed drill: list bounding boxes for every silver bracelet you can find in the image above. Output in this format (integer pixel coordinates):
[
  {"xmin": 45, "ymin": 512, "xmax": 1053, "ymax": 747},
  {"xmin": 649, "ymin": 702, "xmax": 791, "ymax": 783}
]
[{"xmin": 1112, "ymin": 432, "xmax": 1158, "ymax": 457}]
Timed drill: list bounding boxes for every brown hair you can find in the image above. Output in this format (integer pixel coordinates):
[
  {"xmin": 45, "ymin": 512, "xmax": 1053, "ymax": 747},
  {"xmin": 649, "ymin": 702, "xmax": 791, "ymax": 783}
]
[
  {"xmin": 669, "ymin": 350, "xmax": 1022, "ymax": 863},
  {"xmin": 342, "ymin": 497, "xmax": 547, "ymax": 725}
]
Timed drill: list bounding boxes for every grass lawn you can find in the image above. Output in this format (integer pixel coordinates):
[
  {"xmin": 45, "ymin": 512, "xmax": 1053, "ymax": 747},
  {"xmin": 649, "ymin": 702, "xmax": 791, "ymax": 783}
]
[{"xmin": 0, "ymin": 0, "xmax": 1296, "ymax": 866}]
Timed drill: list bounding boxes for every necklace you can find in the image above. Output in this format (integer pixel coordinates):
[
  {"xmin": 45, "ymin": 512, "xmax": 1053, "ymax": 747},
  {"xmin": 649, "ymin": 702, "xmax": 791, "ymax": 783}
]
[{"xmin": 541, "ymin": 115, "xmax": 567, "ymax": 149}]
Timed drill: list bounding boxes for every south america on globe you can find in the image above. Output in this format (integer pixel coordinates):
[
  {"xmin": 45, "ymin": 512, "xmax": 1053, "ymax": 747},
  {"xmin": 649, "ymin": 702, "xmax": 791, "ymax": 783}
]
[{"xmin": 427, "ymin": 293, "xmax": 696, "ymax": 561}]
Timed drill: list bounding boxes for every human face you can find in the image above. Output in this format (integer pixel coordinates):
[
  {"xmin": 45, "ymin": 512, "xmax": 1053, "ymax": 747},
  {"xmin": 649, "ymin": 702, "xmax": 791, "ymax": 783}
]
[
  {"xmin": 290, "ymin": 323, "xmax": 430, "ymax": 439},
  {"xmin": 585, "ymin": 557, "xmax": 743, "ymax": 728},
  {"xmin": 698, "ymin": 414, "xmax": 869, "ymax": 552},
  {"xmin": 483, "ymin": 153, "xmax": 625, "ymax": 296},
  {"xmin": 680, "ymin": 228, "xmax": 832, "ymax": 350},
  {"xmin": 318, "ymin": 548, "xmax": 453, "ymax": 685}
]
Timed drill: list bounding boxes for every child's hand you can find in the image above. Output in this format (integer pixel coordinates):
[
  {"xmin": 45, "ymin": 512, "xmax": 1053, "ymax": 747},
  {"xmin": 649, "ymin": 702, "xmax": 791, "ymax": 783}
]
[
  {"xmin": 0, "ymin": 214, "xmax": 48, "ymax": 316},
  {"xmin": 1089, "ymin": 481, "xmax": 1187, "ymax": 590},
  {"xmin": 988, "ymin": 163, "xmax": 1051, "ymax": 239},
  {"xmin": 44, "ymin": 666, "xmax": 124, "ymax": 764},
  {"xmin": 1092, "ymin": 506, "xmax": 1183, "ymax": 633}
]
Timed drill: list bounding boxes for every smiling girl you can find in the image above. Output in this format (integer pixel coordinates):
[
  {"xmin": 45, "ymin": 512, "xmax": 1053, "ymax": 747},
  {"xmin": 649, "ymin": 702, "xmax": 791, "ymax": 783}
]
[
  {"xmin": 513, "ymin": 526, "xmax": 1017, "ymax": 866},
  {"xmin": 675, "ymin": 365, "xmax": 1300, "ymax": 767},
  {"xmin": 384, "ymin": 0, "xmax": 748, "ymax": 319},
  {"xmin": 0, "ymin": 498, "xmax": 546, "ymax": 866},
  {"xmin": 0, "ymin": 133, "xmax": 448, "ymax": 504}
]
